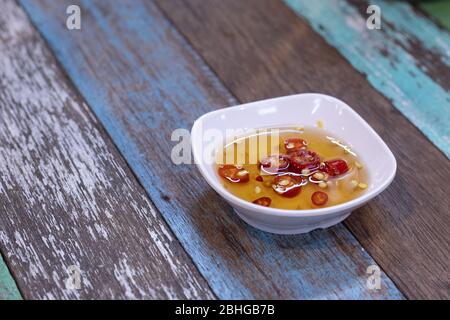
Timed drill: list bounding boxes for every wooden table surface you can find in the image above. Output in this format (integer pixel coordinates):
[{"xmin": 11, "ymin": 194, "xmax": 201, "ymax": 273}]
[{"xmin": 0, "ymin": 0, "xmax": 448, "ymax": 300}]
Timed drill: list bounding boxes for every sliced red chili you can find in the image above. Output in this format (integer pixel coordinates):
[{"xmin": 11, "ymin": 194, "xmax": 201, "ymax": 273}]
[
  {"xmin": 311, "ymin": 191, "xmax": 328, "ymax": 206},
  {"xmin": 272, "ymin": 174, "xmax": 304, "ymax": 197},
  {"xmin": 218, "ymin": 165, "xmax": 249, "ymax": 183},
  {"xmin": 252, "ymin": 197, "xmax": 272, "ymax": 207},
  {"xmin": 260, "ymin": 155, "xmax": 290, "ymax": 175},
  {"xmin": 284, "ymin": 137, "xmax": 307, "ymax": 153},
  {"xmin": 289, "ymin": 150, "xmax": 321, "ymax": 172},
  {"xmin": 320, "ymin": 159, "xmax": 349, "ymax": 177}
]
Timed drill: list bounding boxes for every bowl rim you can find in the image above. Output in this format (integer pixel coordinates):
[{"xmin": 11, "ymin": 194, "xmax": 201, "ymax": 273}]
[{"xmin": 191, "ymin": 93, "xmax": 396, "ymax": 218}]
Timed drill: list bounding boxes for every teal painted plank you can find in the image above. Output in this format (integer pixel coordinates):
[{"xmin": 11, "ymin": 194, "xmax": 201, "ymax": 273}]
[
  {"xmin": 0, "ymin": 255, "xmax": 21, "ymax": 300},
  {"xmin": 285, "ymin": 0, "xmax": 450, "ymax": 159},
  {"xmin": 21, "ymin": 0, "xmax": 404, "ymax": 299}
]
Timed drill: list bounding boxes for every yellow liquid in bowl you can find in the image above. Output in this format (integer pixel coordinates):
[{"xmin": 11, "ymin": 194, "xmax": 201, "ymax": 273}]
[{"xmin": 216, "ymin": 127, "xmax": 369, "ymax": 210}]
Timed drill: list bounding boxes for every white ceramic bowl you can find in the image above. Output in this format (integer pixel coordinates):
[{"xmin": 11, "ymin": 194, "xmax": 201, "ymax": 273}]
[{"xmin": 191, "ymin": 93, "xmax": 396, "ymax": 234}]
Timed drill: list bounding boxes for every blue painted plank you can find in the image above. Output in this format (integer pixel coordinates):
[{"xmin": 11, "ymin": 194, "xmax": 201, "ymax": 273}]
[
  {"xmin": 0, "ymin": 255, "xmax": 21, "ymax": 300},
  {"xmin": 21, "ymin": 0, "xmax": 403, "ymax": 299},
  {"xmin": 285, "ymin": 0, "xmax": 450, "ymax": 158}
]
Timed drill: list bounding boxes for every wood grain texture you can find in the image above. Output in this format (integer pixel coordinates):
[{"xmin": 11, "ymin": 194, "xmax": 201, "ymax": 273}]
[
  {"xmin": 0, "ymin": 254, "xmax": 21, "ymax": 300},
  {"xmin": 0, "ymin": 0, "xmax": 213, "ymax": 299},
  {"xmin": 154, "ymin": 0, "xmax": 450, "ymax": 299},
  {"xmin": 21, "ymin": 0, "xmax": 403, "ymax": 299},
  {"xmin": 286, "ymin": 0, "xmax": 450, "ymax": 158}
]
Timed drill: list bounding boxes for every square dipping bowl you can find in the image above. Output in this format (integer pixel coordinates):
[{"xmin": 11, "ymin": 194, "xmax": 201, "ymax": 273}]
[{"xmin": 191, "ymin": 93, "xmax": 396, "ymax": 234}]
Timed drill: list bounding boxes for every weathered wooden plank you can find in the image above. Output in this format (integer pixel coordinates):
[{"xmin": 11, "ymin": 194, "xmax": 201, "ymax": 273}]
[
  {"xmin": 22, "ymin": 0, "xmax": 404, "ymax": 299},
  {"xmin": 154, "ymin": 0, "xmax": 450, "ymax": 299},
  {"xmin": 0, "ymin": 255, "xmax": 21, "ymax": 300},
  {"xmin": 0, "ymin": 0, "xmax": 213, "ymax": 299},
  {"xmin": 285, "ymin": 0, "xmax": 450, "ymax": 158}
]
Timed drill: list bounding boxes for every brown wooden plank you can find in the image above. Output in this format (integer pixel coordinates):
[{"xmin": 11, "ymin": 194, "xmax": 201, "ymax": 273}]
[
  {"xmin": 155, "ymin": 0, "xmax": 450, "ymax": 299},
  {"xmin": 21, "ymin": 0, "xmax": 403, "ymax": 299},
  {"xmin": 0, "ymin": 0, "xmax": 213, "ymax": 299}
]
